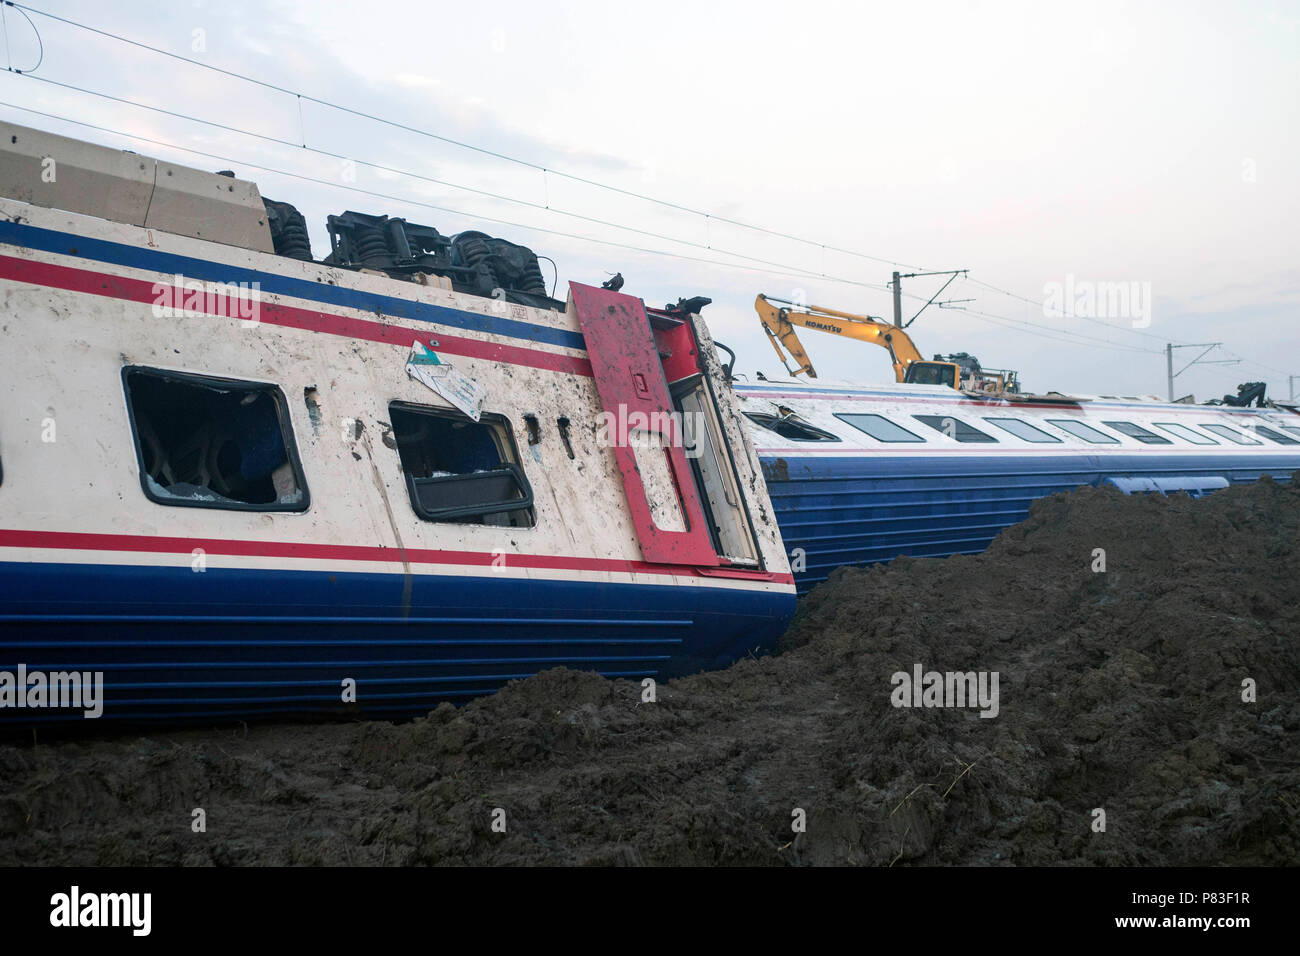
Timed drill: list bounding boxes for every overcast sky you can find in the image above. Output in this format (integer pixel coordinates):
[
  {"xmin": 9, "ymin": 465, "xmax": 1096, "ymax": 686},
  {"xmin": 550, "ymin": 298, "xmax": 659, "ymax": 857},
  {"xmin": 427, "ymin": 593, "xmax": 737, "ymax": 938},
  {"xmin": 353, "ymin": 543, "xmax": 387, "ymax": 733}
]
[{"xmin": 1, "ymin": 0, "xmax": 1296, "ymax": 400}]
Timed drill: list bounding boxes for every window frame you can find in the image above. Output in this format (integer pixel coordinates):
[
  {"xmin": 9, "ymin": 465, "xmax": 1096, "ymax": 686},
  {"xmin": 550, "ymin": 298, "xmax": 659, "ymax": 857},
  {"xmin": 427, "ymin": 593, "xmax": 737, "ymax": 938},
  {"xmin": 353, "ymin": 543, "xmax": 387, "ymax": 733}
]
[
  {"xmin": 388, "ymin": 401, "xmax": 535, "ymax": 527},
  {"xmin": 1101, "ymin": 420, "xmax": 1173, "ymax": 445},
  {"xmin": 1250, "ymin": 424, "xmax": 1300, "ymax": 446},
  {"xmin": 1152, "ymin": 422, "xmax": 1219, "ymax": 445},
  {"xmin": 912, "ymin": 414, "xmax": 998, "ymax": 443},
  {"xmin": 1046, "ymin": 419, "xmax": 1120, "ymax": 445},
  {"xmin": 122, "ymin": 366, "xmax": 311, "ymax": 513},
  {"xmin": 983, "ymin": 417, "xmax": 1062, "ymax": 444},
  {"xmin": 1200, "ymin": 423, "xmax": 1262, "ymax": 446},
  {"xmin": 834, "ymin": 412, "xmax": 926, "ymax": 443}
]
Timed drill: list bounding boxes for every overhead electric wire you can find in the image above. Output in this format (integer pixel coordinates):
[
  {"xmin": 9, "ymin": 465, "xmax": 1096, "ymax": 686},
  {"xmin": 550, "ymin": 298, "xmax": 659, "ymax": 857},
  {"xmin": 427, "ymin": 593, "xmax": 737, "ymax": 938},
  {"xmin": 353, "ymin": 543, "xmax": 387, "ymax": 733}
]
[
  {"xmin": 9, "ymin": 1, "xmax": 924, "ymax": 271},
  {"xmin": 963, "ymin": 275, "xmax": 1294, "ymax": 381},
  {"xmin": 965, "ymin": 275, "xmax": 1182, "ymax": 345},
  {"xmin": 947, "ymin": 305, "xmax": 1162, "ymax": 355},
  {"xmin": 0, "ymin": 5, "xmax": 1288, "ymax": 374},
  {"xmin": 0, "ymin": 96, "xmax": 1219, "ymax": 364},
  {"xmin": 2, "ymin": 70, "xmax": 1175, "ymax": 359},
  {"xmin": 0, "ymin": 98, "xmax": 898, "ymax": 292},
  {"xmin": 11, "ymin": 72, "xmax": 910, "ymax": 292}
]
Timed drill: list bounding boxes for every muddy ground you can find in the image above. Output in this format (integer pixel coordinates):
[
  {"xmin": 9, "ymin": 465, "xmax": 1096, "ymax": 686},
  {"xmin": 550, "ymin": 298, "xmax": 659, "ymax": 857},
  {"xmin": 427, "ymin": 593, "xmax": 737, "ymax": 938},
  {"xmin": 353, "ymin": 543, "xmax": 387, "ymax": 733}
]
[{"xmin": 1, "ymin": 478, "xmax": 1296, "ymax": 866}]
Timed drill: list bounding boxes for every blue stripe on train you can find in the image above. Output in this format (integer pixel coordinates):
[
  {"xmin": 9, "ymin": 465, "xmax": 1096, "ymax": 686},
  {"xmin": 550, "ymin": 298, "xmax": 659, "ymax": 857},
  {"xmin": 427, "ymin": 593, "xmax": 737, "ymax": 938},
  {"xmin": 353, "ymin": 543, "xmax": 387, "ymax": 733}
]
[
  {"xmin": 0, "ymin": 561, "xmax": 795, "ymax": 723},
  {"xmin": 761, "ymin": 452, "xmax": 1300, "ymax": 592},
  {"xmin": 0, "ymin": 219, "xmax": 587, "ymax": 351}
]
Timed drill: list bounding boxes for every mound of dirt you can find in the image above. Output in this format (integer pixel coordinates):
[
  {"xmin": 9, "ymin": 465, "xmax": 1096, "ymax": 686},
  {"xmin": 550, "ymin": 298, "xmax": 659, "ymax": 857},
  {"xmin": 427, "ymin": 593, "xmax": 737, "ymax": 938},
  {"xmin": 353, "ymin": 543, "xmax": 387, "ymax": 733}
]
[{"xmin": 2, "ymin": 478, "xmax": 1297, "ymax": 865}]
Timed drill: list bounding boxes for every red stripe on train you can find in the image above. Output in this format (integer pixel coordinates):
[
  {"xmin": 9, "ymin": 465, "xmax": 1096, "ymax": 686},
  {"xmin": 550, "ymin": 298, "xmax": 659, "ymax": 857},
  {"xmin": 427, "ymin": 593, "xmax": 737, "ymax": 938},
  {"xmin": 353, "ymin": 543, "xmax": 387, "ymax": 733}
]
[
  {"xmin": 0, "ymin": 529, "xmax": 793, "ymax": 586},
  {"xmin": 0, "ymin": 255, "xmax": 593, "ymax": 377}
]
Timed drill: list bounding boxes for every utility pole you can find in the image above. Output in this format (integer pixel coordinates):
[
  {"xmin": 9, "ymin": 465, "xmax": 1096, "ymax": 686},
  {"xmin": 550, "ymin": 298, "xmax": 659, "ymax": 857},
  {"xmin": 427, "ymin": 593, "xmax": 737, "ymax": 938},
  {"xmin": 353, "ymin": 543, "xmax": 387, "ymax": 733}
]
[
  {"xmin": 890, "ymin": 269, "xmax": 969, "ymax": 329},
  {"xmin": 1165, "ymin": 343, "xmax": 1239, "ymax": 402}
]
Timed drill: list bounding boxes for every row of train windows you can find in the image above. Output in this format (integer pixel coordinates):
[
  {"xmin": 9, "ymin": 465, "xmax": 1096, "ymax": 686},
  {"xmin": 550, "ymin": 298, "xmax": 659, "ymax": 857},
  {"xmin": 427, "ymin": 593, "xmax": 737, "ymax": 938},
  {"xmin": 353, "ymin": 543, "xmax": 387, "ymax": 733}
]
[
  {"xmin": 118, "ymin": 366, "xmax": 535, "ymax": 525},
  {"xmin": 745, "ymin": 409, "xmax": 1300, "ymax": 447}
]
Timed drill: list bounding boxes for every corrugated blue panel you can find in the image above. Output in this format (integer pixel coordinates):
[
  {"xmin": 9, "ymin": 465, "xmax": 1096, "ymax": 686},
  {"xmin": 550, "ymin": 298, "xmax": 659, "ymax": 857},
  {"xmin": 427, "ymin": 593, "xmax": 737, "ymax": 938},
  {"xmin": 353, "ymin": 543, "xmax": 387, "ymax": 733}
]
[
  {"xmin": 763, "ymin": 453, "xmax": 1298, "ymax": 592},
  {"xmin": 0, "ymin": 563, "xmax": 795, "ymax": 724}
]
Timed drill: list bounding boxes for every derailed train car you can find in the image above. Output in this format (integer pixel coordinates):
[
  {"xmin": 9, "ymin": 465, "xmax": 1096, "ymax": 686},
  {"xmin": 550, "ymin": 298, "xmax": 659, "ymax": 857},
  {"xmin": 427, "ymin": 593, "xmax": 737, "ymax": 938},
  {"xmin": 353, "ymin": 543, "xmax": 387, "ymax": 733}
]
[{"xmin": 0, "ymin": 123, "xmax": 795, "ymax": 724}]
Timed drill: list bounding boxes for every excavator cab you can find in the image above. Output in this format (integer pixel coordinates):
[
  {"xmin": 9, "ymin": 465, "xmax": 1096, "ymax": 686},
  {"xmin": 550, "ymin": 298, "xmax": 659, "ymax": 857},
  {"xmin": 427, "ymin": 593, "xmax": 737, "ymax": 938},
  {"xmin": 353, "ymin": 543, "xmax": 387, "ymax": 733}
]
[{"xmin": 903, "ymin": 361, "xmax": 960, "ymax": 388}]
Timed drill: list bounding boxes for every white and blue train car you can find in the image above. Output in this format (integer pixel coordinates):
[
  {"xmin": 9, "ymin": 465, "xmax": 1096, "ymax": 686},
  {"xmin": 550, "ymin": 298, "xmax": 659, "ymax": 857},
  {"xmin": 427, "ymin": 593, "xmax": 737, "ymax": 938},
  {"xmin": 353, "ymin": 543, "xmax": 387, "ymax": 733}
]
[
  {"xmin": 737, "ymin": 379, "xmax": 1300, "ymax": 593},
  {"xmin": 0, "ymin": 123, "xmax": 795, "ymax": 724}
]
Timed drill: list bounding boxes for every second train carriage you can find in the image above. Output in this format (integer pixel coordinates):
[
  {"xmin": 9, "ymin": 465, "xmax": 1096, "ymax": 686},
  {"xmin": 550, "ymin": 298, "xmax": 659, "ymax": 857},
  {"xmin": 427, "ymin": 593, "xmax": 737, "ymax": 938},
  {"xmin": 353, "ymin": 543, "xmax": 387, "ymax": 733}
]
[{"xmin": 737, "ymin": 379, "xmax": 1300, "ymax": 593}]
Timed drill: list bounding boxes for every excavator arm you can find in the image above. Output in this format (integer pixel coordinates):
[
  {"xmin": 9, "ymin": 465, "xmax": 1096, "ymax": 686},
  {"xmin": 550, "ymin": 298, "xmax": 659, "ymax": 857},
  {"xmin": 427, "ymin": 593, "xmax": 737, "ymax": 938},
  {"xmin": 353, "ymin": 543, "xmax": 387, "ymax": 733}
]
[
  {"xmin": 755, "ymin": 294, "xmax": 943, "ymax": 384},
  {"xmin": 756, "ymin": 294, "xmax": 818, "ymax": 377}
]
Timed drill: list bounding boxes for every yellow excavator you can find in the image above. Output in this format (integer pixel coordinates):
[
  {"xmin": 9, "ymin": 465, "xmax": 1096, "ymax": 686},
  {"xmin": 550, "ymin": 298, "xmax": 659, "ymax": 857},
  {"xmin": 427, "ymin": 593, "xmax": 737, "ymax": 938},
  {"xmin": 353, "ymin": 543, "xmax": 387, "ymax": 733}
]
[{"xmin": 755, "ymin": 293, "xmax": 1018, "ymax": 394}]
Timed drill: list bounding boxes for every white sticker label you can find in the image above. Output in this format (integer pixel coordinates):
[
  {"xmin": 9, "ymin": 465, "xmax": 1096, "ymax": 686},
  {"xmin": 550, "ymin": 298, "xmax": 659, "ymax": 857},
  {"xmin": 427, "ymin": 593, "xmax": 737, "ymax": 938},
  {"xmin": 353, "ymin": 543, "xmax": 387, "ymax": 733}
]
[{"xmin": 406, "ymin": 342, "xmax": 486, "ymax": 421}]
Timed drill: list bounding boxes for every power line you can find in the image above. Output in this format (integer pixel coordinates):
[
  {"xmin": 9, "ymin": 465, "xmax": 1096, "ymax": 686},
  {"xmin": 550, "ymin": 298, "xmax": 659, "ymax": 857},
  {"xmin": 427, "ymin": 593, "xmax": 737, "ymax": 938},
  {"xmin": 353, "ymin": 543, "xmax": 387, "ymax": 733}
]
[
  {"xmin": 965, "ymin": 275, "xmax": 1181, "ymax": 345},
  {"xmin": 948, "ymin": 305, "xmax": 1162, "ymax": 355},
  {"xmin": 12, "ymin": 72, "xmax": 911, "ymax": 294},
  {"xmin": 963, "ymin": 275, "xmax": 1293, "ymax": 382},
  {"xmin": 0, "ymin": 95, "xmax": 1208, "ymax": 366},
  {"xmin": 9, "ymin": 1, "xmax": 926, "ymax": 272},
  {"xmin": 2, "ymin": 7, "xmax": 1280, "ymax": 369},
  {"xmin": 0, "ymin": 98, "xmax": 890, "ymax": 291}
]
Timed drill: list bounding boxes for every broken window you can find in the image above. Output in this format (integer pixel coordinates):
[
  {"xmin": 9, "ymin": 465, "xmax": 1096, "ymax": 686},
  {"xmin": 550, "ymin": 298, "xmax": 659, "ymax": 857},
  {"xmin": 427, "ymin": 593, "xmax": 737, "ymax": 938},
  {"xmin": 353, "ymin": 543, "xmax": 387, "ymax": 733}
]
[
  {"xmin": 123, "ymin": 367, "xmax": 309, "ymax": 511},
  {"xmin": 743, "ymin": 410, "xmax": 840, "ymax": 442},
  {"xmin": 123, "ymin": 369, "xmax": 309, "ymax": 512},
  {"xmin": 388, "ymin": 402, "xmax": 533, "ymax": 527}
]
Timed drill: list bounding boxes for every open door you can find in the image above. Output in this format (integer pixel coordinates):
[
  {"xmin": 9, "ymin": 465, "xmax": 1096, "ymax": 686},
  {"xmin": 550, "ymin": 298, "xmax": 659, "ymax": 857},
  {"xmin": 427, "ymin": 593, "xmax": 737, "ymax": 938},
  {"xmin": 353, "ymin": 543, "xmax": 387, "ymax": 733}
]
[{"xmin": 571, "ymin": 282, "xmax": 721, "ymax": 567}]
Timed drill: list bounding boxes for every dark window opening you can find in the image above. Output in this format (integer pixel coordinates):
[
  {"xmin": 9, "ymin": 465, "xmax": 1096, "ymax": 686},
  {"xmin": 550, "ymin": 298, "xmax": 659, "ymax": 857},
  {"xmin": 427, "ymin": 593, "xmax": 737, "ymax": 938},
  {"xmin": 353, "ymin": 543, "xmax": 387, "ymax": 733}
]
[
  {"xmin": 835, "ymin": 413, "xmax": 925, "ymax": 443},
  {"xmin": 1047, "ymin": 419, "xmax": 1119, "ymax": 444},
  {"xmin": 1102, "ymin": 421, "xmax": 1172, "ymax": 445},
  {"xmin": 913, "ymin": 414, "xmax": 997, "ymax": 443},
  {"xmin": 1280, "ymin": 425, "xmax": 1300, "ymax": 441},
  {"xmin": 123, "ymin": 367, "xmax": 309, "ymax": 511},
  {"xmin": 389, "ymin": 402, "xmax": 533, "ymax": 527},
  {"xmin": 984, "ymin": 417, "xmax": 1062, "ymax": 443},
  {"xmin": 743, "ymin": 410, "xmax": 840, "ymax": 442}
]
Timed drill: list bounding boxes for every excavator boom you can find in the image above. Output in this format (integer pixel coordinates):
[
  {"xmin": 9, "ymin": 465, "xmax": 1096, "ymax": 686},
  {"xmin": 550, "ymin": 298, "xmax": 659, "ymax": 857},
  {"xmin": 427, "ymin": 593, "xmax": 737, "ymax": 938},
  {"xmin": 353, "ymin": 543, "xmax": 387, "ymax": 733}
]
[
  {"xmin": 754, "ymin": 293, "xmax": 1021, "ymax": 395},
  {"xmin": 755, "ymin": 293, "xmax": 943, "ymax": 384}
]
